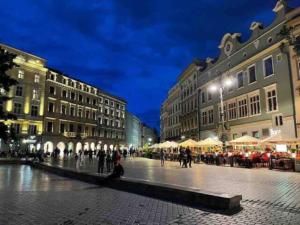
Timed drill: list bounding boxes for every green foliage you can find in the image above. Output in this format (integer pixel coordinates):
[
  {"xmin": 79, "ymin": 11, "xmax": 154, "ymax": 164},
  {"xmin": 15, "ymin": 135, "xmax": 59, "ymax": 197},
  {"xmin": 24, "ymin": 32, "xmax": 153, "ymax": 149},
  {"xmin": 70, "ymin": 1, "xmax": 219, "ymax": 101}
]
[{"xmin": 0, "ymin": 47, "xmax": 18, "ymax": 143}]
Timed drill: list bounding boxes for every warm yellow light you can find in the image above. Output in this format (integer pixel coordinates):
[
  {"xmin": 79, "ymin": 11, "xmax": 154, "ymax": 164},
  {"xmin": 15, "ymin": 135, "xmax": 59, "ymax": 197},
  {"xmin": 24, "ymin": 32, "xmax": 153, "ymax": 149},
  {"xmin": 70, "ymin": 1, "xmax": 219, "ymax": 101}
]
[
  {"xmin": 209, "ymin": 84, "xmax": 218, "ymax": 93},
  {"xmin": 6, "ymin": 100, "xmax": 13, "ymax": 112},
  {"xmin": 24, "ymin": 97, "xmax": 30, "ymax": 114}
]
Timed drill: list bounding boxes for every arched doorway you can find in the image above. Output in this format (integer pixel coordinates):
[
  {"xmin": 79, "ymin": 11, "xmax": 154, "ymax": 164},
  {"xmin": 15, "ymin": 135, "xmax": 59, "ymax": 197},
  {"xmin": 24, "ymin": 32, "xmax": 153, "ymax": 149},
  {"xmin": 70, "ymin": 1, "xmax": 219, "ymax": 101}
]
[
  {"xmin": 96, "ymin": 143, "xmax": 101, "ymax": 150},
  {"xmin": 90, "ymin": 142, "xmax": 95, "ymax": 151},
  {"xmin": 84, "ymin": 142, "xmax": 89, "ymax": 150},
  {"xmin": 44, "ymin": 141, "xmax": 54, "ymax": 154},
  {"xmin": 76, "ymin": 142, "xmax": 82, "ymax": 153},
  {"xmin": 68, "ymin": 142, "xmax": 74, "ymax": 151},
  {"xmin": 103, "ymin": 144, "xmax": 108, "ymax": 152},
  {"xmin": 109, "ymin": 144, "xmax": 114, "ymax": 150},
  {"xmin": 57, "ymin": 142, "xmax": 66, "ymax": 156}
]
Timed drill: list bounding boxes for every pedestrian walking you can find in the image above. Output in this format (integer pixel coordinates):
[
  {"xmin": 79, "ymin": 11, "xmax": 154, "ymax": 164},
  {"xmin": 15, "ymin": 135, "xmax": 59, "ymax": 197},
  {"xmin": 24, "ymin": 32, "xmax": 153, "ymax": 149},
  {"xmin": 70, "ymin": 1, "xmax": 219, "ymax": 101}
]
[
  {"xmin": 182, "ymin": 150, "xmax": 188, "ymax": 168},
  {"xmin": 106, "ymin": 150, "xmax": 112, "ymax": 173},
  {"xmin": 179, "ymin": 148, "xmax": 184, "ymax": 166},
  {"xmin": 160, "ymin": 149, "xmax": 165, "ymax": 166},
  {"xmin": 186, "ymin": 147, "xmax": 192, "ymax": 168},
  {"xmin": 97, "ymin": 149, "xmax": 106, "ymax": 173}
]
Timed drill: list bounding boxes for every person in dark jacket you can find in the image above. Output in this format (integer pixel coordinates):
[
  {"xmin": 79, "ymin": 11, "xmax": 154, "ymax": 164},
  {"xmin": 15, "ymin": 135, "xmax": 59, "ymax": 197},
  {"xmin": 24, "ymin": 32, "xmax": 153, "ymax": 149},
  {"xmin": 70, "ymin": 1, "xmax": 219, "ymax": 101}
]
[
  {"xmin": 186, "ymin": 147, "xmax": 192, "ymax": 168},
  {"xmin": 97, "ymin": 149, "xmax": 106, "ymax": 173},
  {"xmin": 107, "ymin": 161, "xmax": 124, "ymax": 179}
]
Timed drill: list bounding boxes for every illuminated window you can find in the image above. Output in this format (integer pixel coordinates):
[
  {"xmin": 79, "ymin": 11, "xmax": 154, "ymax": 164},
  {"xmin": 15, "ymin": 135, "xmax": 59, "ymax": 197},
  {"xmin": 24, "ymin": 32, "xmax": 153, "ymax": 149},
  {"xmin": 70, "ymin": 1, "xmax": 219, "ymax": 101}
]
[
  {"xmin": 34, "ymin": 75, "xmax": 40, "ymax": 83},
  {"xmin": 18, "ymin": 70, "xmax": 24, "ymax": 79},
  {"xmin": 32, "ymin": 89, "xmax": 39, "ymax": 100}
]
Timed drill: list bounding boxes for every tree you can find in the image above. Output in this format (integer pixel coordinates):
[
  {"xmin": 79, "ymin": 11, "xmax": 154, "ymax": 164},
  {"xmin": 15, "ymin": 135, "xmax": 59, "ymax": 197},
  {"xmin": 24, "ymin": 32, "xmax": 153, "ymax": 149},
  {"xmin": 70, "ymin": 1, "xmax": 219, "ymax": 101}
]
[{"xmin": 0, "ymin": 47, "xmax": 18, "ymax": 143}]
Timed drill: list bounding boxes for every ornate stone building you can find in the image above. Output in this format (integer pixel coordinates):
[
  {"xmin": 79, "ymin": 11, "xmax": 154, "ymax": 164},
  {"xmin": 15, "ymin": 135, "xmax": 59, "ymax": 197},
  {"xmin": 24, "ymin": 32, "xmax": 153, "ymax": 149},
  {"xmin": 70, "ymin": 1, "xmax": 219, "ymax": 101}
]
[
  {"xmin": 160, "ymin": 0, "xmax": 300, "ymax": 141},
  {"xmin": 0, "ymin": 43, "xmax": 126, "ymax": 154}
]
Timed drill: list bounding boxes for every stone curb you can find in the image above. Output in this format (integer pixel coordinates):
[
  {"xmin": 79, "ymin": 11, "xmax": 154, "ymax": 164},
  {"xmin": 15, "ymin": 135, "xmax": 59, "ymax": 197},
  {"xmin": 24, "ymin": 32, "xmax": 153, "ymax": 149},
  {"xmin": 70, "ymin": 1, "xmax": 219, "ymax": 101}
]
[{"xmin": 32, "ymin": 162, "xmax": 242, "ymax": 211}]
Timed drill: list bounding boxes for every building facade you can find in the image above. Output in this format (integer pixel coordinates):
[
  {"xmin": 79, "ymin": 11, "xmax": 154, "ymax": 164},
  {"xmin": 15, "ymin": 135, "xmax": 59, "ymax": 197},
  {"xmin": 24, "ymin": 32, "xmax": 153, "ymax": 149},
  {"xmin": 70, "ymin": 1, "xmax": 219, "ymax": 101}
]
[
  {"xmin": 160, "ymin": 0, "xmax": 300, "ymax": 142},
  {"xmin": 125, "ymin": 111, "xmax": 142, "ymax": 149},
  {"xmin": 141, "ymin": 124, "xmax": 158, "ymax": 147},
  {"xmin": 160, "ymin": 84, "xmax": 181, "ymax": 141},
  {"xmin": 0, "ymin": 43, "xmax": 126, "ymax": 154}
]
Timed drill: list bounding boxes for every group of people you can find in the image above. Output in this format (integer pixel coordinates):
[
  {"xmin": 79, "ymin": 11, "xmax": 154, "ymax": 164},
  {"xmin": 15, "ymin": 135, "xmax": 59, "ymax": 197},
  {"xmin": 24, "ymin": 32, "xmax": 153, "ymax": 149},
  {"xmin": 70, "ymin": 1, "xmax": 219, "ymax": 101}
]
[{"xmin": 160, "ymin": 147, "xmax": 193, "ymax": 168}]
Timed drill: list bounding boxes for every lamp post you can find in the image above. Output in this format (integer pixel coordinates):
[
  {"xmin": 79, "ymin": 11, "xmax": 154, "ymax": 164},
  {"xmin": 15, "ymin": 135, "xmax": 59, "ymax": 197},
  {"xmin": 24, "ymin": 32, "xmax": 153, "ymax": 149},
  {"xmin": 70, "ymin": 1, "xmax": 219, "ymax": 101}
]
[{"xmin": 209, "ymin": 77, "xmax": 234, "ymax": 152}]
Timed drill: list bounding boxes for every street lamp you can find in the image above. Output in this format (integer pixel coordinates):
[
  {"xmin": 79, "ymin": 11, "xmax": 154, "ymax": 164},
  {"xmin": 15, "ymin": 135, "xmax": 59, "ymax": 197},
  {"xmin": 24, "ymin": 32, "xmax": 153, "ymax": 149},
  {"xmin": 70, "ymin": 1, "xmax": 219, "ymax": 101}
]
[{"xmin": 208, "ymin": 76, "xmax": 234, "ymax": 152}]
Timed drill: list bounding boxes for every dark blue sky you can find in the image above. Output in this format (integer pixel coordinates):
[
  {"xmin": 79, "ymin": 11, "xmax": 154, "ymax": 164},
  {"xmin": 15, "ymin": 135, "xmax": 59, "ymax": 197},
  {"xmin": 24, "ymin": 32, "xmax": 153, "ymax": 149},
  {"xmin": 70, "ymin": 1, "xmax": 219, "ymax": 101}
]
[{"xmin": 0, "ymin": 0, "xmax": 298, "ymax": 130}]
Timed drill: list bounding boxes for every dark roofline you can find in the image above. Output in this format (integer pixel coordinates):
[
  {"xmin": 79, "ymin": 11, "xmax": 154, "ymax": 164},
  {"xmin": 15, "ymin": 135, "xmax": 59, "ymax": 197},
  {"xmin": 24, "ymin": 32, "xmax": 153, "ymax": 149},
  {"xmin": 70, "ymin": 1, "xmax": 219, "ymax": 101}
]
[{"xmin": 47, "ymin": 67, "xmax": 126, "ymax": 103}]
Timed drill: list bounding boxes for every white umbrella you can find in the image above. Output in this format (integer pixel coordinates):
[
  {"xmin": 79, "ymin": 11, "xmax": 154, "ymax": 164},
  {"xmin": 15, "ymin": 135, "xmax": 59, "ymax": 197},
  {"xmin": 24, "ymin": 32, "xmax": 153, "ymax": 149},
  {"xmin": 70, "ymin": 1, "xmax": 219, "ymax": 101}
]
[
  {"xmin": 198, "ymin": 138, "xmax": 223, "ymax": 147},
  {"xmin": 229, "ymin": 135, "xmax": 261, "ymax": 146},
  {"xmin": 262, "ymin": 133, "xmax": 300, "ymax": 144},
  {"xmin": 178, "ymin": 139, "xmax": 199, "ymax": 148}
]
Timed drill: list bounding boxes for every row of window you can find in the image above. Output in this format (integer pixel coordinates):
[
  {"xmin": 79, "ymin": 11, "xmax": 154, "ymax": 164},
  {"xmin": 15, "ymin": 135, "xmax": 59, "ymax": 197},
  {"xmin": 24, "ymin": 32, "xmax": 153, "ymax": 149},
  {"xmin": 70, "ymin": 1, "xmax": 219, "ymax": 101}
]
[
  {"xmin": 49, "ymin": 86, "xmax": 124, "ymax": 110},
  {"xmin": 10, "ymin": 123, "xmax": 37, "ymax": 135},
  {"xmin": 17, "ymin": 70, "xmax": 40, "ymax": 83},
  {"xmin": 48, "ymin": 102, "xmax": 125, "ymax": 119},
  {"xmin": 201, "ymin": 55, "xmax": 276, "ymax": 104},
  {"xmin": 201, "ymin": 86, "xmax": 278, "ymax": 125},
  {"xmin": 15, "ymin": 86, "xmax": 40, "ymax": 100},
  {"xmin": 13, "ymin": 103, "xmax": 39, "ymax": 116}
]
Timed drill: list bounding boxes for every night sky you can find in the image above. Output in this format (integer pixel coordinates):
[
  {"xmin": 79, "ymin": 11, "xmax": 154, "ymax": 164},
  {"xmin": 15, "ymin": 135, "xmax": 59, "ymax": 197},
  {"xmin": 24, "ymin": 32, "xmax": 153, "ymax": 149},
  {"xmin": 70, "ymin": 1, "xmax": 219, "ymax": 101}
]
[{"xmin": 0, "ymin": 0, "xmax": 299, "ymax": 131}]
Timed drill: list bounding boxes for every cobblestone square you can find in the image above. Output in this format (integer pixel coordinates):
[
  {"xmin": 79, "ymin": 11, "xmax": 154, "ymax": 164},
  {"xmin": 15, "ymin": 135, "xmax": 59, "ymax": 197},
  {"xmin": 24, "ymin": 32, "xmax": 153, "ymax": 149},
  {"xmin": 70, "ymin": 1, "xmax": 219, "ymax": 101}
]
[{"xmin": 2, "ymin": 158, "xmax": 298, "ymax": 224}]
